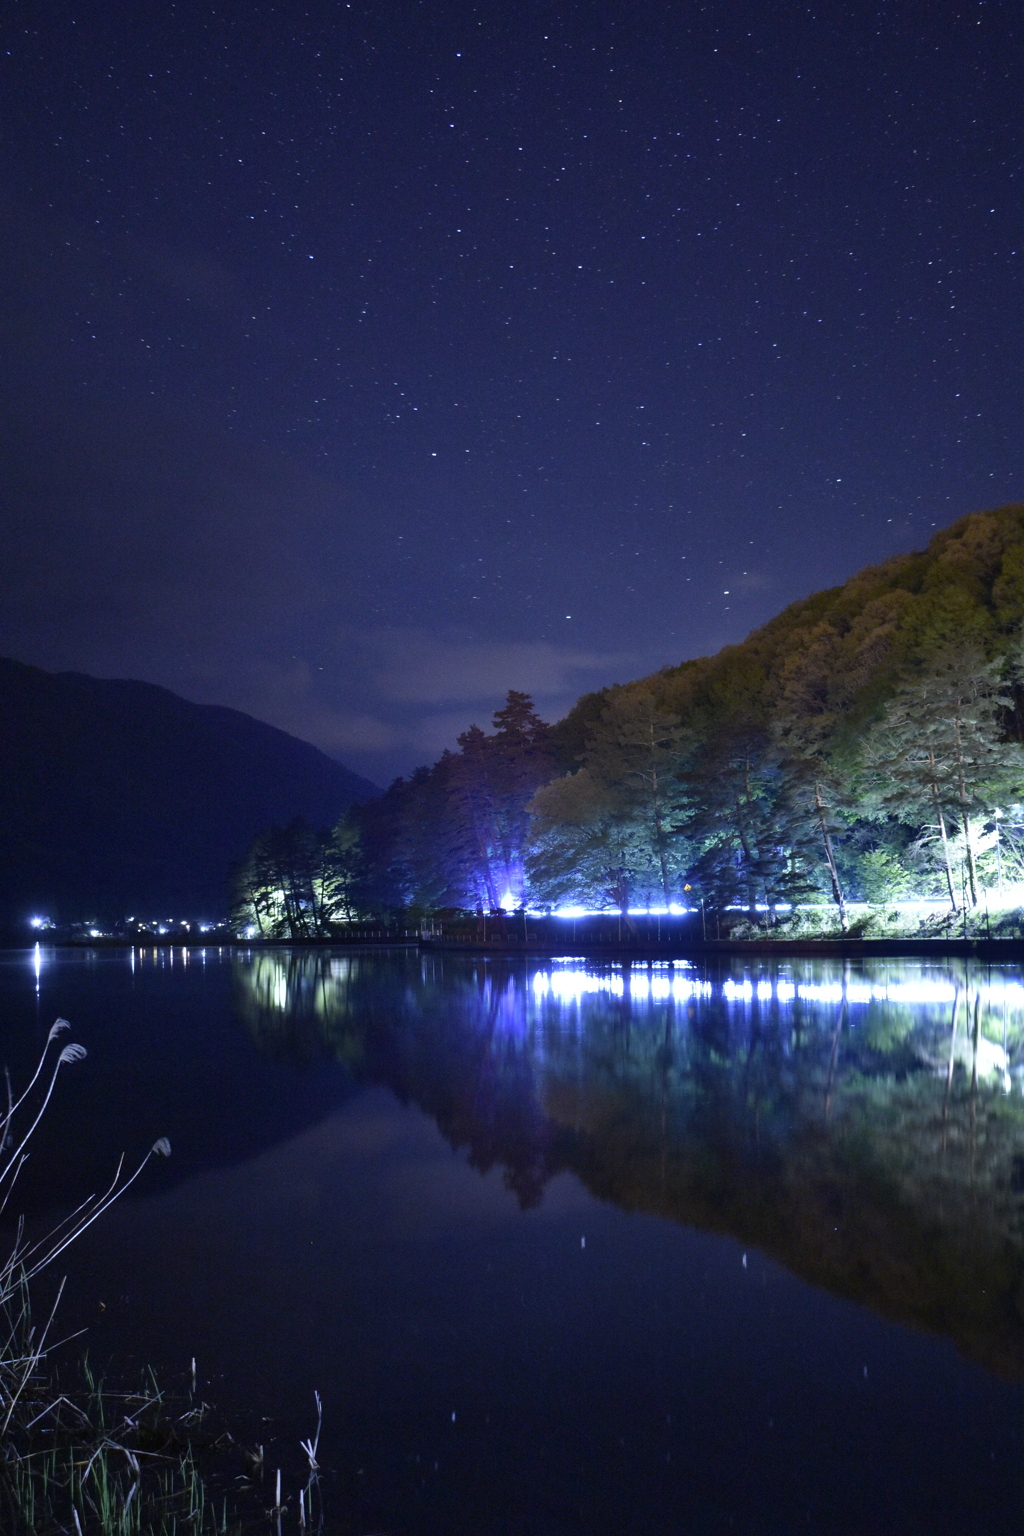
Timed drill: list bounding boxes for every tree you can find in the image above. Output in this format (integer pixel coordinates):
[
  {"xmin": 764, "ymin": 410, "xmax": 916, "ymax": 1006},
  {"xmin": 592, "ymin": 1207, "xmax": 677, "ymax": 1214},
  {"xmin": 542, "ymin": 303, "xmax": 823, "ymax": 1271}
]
[
  {"xmin": 448, "ymin": 692, "xmax": 554, "ymax": 907},
  {"xmin": 353, "ymin": 693, "xmax": 554, "ymax": 913},
  {"xmin": 769, "ymin": 626, "xmax": 855, "ymax": 929},
  {"xmin": 523, "ymin": 688, "xmax": 692, "ymax": 913},
  {"xmin": 322, "ymin": 814, "xmax": 364, "ymax": 922},
  {"xmin": 674, "ymin": 711, "xmax": 802, "ymax": 918},
  {"xmin": 864, "ymin": 644, "xmax": 1024, "ymax": 908},
  {"xmin": 233, "ymin": 817, "xmax": 366, "ymax": 937},
  {"xmin": 526, "ymin": 768, "xmax": 659, "ymax": 915},
  {"xmin": 581, "ymin": 689, "xmax": 688, "ymax": 905},
  {"xmin": 775, "ymin": 758, "xmax": 850, "ymax": 928}
]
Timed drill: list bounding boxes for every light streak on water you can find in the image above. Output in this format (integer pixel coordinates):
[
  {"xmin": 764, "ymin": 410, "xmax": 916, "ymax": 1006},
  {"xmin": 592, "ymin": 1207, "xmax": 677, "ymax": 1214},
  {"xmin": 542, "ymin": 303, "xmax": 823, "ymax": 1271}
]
[
  {"xmin": 528, "ymin": 959, "xmax": 1024, "ymax": 1017},
  {"xmin": 233, "ymin": 948, "xmax": 1024, "ymax": 1096}
]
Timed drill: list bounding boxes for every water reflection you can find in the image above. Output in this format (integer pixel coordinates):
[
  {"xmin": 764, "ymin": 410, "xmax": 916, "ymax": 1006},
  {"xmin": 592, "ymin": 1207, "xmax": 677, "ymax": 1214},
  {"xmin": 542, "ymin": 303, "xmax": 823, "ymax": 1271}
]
[{"xmin": 234, "ymin": 949, "xmax": 1024, "ymax": 1375}]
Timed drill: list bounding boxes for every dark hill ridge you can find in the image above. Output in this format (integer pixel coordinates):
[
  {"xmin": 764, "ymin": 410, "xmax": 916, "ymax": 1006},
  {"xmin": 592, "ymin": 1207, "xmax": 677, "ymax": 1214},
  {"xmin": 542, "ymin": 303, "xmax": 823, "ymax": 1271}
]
[{"xmin": 0, "ymin": 657, "xmax": 377, "ymax": 925}]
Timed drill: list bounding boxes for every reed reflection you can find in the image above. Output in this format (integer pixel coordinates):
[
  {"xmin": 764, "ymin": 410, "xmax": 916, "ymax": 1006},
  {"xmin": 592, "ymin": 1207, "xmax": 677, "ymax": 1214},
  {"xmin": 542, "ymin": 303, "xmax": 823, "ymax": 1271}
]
[{"xmin": 234, "ymin": 949, "xmax": 1024, "ymax": 1374}]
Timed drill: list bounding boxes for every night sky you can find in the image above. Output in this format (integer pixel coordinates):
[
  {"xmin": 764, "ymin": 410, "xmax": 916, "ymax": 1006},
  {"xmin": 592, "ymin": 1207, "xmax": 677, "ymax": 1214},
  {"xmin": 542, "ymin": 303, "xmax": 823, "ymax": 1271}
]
[{"xmin": 1, "ymin": 1, "xmax": 1019, "ymax": 785}]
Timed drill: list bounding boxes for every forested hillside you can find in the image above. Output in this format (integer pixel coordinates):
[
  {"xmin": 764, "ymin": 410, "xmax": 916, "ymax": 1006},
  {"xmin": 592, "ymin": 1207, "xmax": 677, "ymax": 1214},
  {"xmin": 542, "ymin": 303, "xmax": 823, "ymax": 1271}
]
[
  {"xmin": 236, "ymin": 505, "xmax": 1024, "ymax": 934},
  {"xmin": 529, "ymin": 501, "xmax": 1024, "ymax": 925}
]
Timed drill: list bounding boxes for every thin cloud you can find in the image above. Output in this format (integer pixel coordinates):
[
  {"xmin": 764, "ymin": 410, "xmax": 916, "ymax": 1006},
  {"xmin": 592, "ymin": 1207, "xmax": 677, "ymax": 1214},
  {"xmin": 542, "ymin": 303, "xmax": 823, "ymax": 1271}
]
[
  {"xmin": 216, "ymin": 660, "xmax": 400, "ymax": 759},
  {"xmin": 360, "ymin": 629, "xmax": 634, "ymax": 706}
]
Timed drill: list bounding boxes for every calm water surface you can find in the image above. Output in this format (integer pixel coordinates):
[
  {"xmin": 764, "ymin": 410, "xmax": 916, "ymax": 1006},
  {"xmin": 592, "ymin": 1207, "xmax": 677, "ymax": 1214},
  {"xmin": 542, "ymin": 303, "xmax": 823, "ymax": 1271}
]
[{"xmin": 2, "ymin": 945, "xmax": 1023, "ymax": 1534}]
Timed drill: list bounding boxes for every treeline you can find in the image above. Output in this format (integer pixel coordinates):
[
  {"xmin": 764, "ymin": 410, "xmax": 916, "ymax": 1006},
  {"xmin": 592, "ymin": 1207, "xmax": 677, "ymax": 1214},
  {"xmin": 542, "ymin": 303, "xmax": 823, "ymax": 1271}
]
[{"xmin": 234, "ymin": 504, "xmax": 1024, "ymax": 935}]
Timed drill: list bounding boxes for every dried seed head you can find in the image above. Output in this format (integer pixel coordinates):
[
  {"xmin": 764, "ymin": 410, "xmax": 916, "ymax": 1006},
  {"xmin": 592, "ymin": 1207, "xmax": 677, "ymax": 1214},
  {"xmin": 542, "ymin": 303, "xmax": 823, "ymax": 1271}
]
[
  {"xmin": 151, "ymin": 1137, "xmax": 172, "ymax": 1157},
  {"xmin": 48, "ymin": 1019, "xmax": 71, "ymax": 1041},
  {"xmin": 58, "ymin": 1044, "xmax": 87, "ymax": 1065}
]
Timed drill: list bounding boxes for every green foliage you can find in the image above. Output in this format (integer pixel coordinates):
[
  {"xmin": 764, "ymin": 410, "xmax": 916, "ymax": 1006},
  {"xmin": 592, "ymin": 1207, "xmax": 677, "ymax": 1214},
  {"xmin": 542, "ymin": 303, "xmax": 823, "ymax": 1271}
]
[
  {"xmin": 857, "ymin": 849, "xmax": 913, "ymax": 905},
  {"xmin": 529, "ymin": 688, "xmax": 693, "ymax": 910},
  {"xmin": 863, "ymin": 642, "xmax": 1024, "ymax": 907},
  {"xmin": 527, "ymin": 767, "xmax": 655, "ymax": 913},
  {"xmin": 1, "ymin": 1350, "xmax": 319, "ymax": 1535},
  {"xmin": 546, "ymin": 504, "xmax": 1024, "ymax": 917},
  {"xmin": 232, "ymin": 816, "xmax": 365, "ymax": 938},
  {"xmin": 547, "ymin": 686, "xmax": 611, "ymax": 772},
  {"xmin": 313, "ymin": 506, "xmax": 1024, "ymax": 918}
]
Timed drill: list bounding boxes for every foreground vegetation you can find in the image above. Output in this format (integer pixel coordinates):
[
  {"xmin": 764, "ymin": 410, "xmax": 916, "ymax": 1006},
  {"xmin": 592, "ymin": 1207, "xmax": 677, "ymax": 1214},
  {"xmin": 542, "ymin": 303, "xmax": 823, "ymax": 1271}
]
[
  {"xmin": 0, "ymin": 1025, "xmax": 321, "ymax": 1535},
  {"xmin": 234, "ymin": 505, "xmax": 1024, "ymax": 937},
  {"xmin": 3, "ymin": 1354, "xmax": 265, "ymax": 1536}
]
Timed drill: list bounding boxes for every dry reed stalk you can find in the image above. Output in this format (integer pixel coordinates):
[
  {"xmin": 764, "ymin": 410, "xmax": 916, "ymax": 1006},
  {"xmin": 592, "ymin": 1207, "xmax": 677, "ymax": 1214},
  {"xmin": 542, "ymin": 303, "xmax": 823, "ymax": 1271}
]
[{"xmin": 0, "ymin": 1020, "xmax": 325, "ymax": 1533}]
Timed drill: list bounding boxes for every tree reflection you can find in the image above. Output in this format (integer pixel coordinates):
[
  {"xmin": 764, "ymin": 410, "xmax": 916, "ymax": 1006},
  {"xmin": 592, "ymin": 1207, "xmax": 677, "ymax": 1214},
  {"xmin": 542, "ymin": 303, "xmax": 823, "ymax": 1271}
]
[{"xmin": 234, "ymin": 950, "xmax": 1024, "ymax": 1374}]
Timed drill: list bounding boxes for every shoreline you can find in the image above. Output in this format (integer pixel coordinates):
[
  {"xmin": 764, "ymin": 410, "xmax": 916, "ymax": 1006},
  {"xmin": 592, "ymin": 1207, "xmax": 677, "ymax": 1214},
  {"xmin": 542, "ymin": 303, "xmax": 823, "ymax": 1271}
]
[{"xmin": 15, "ymin": 934, "xmax": 1024, "ymax": 960}]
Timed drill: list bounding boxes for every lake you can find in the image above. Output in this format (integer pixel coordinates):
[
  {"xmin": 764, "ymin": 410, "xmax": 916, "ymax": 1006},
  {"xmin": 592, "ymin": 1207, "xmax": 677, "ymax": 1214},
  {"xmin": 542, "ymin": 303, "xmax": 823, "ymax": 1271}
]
[{"xmin": 2, "ymin": 944, "xmax": 1023, "ymax": 1534}]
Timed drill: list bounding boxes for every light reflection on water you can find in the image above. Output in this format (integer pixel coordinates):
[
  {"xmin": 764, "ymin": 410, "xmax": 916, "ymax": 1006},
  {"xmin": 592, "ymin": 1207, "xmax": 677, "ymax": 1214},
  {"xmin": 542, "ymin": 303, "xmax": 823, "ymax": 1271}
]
[
  {"xmin": 237, "ymin": 947, "xmax": 1020, "ymax": 1082},
  {"xmin": 240, "ymin": 946, "xmax": 1024, "ymax": 1016},
  {"xmin": 227, "ymin": 946, "xmax": 1024, "ymax": 1378},
  {"xmin": 19, "ymin": 943, "xmax": 1024, "ymax": 1373},
  {"xmin": 531, "ymin": 960, "xmax": 1024, "ymax": 1025},
  {"xmin": 7, "ymin": 945, "xmax": 1024, "ymax": 1531}
]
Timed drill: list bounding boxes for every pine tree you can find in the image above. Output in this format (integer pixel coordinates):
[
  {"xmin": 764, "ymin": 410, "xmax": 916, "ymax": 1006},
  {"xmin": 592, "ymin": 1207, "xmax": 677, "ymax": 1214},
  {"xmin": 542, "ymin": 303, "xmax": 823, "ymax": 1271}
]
[
  {"xmin": 232, "ymin": 819, "xmax": 353, "ymax": 938},
  {"xmin": 448, "ymin": 692, "xmax": 554, "ymax": 907}
]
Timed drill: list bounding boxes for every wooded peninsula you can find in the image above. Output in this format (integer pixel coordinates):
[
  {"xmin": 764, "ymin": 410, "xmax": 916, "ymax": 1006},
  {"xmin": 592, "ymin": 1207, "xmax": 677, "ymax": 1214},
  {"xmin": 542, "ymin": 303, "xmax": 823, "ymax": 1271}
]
[{"xmin": 235, "ymin": 503, "xmax": 1024, "ymax": 941}]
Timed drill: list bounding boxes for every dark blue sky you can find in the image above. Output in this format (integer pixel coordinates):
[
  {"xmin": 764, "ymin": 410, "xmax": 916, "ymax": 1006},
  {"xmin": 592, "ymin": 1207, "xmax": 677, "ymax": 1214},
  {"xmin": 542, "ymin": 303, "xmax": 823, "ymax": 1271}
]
[{"xmin": 1, "ymin": 0, "xmax": 1019, "ymax": 783}]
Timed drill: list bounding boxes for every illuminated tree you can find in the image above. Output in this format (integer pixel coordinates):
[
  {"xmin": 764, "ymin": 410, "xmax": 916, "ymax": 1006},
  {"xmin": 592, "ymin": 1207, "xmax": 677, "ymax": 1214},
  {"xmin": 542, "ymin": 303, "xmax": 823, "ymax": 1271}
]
[
  {"xmin": 864, "ymin": 645, "xmax": 1024, "ymax": 908},
  {"xmin": 769, "ymin": 626, "xmax": 855, "ymax": 929},
  {"xmin": 447, "ymin": 692, "xmax": 554, "ymax": 907},
  {"xmin": 354, "ymin": 692, "xmax": 553, "ymax": 913},
  {"xmin": 233, "ymin": 817, "xmax": 365, "ymax": 937},
  {"xmin": 580, "ymin": 688, "xmax": 688, "ymax": 905},
  {"xmin": 526, "ymin": 768, "xmax": 659, "ymax": 915},
  {"xmin": 673, "ymin": 703, "xmax": 816, "ymax": 919}
]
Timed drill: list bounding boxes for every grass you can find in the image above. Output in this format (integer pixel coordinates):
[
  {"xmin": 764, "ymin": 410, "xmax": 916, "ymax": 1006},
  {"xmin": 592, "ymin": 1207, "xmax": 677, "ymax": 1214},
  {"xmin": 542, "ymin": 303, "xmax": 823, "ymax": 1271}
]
[
  {"xmin": 0, "ymin": 1021, "xmax": 324, "ymax": 1534},
  {"xmin": 725, "ymin": 896, "xmax": 1024, "ymax": 941},
  {"xmin": 1, "ymin": 1347, "xmax": 324, "ymax": 1534}
]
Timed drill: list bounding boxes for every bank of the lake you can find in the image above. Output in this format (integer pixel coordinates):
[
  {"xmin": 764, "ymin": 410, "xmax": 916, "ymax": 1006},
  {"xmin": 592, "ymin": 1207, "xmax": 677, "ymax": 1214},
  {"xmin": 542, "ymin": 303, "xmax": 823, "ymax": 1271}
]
[{"xmin": 45, "ymin": 929, "xmax": 1024, "ymax": 960}]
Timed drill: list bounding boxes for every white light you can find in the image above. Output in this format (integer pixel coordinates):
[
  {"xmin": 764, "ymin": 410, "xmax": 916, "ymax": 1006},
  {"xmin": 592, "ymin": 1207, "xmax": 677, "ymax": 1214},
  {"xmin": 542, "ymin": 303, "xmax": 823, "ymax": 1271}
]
[{"xmin": 723, "ymin": 978, "xmax": 754, "ymax": 1001}]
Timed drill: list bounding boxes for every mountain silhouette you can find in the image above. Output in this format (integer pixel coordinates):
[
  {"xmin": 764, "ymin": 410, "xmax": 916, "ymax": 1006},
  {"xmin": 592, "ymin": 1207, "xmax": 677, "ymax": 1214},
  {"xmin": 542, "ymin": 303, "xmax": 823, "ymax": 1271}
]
[{"xmin": 0, "ymin": 657, "xmax": 377, "ymax": 925}]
